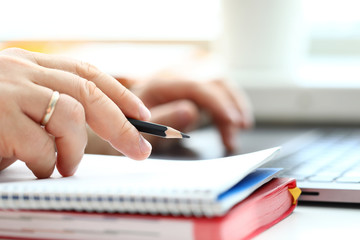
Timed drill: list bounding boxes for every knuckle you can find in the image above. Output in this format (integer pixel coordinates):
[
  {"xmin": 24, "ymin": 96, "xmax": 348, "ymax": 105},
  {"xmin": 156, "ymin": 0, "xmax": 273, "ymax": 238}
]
[
  {"xmin": 79, "ymin": 79, "xmax": 106, "ymax": 107},
  {"xmin": 0, "ymin": 54, "xmax": 20, "ymax": 66},
  {"xmin": 0, "ymin": 54, "xmax": 33, "ymax": 72},
  {"xmin": 118, "ymin": 87, "xmax": 127, "ymax": 100},
  {"xmin": 177, "ymin": 99, "xmax": 198, "ymax": 112},
  {"xmin": 120, "ymin": 120, "xmax": 133, "ymax": 136},
  {"xmin": 189, "ymin": 81, "xmax": 203, "ymax": 94},
  {"xmin": 110, "ymin": 120, "xmax": 133, "ymax": 143},
  {"xmin": 66, "ymin": 96, "xmax": 86, "ymax": 126},
  {"xmin": 75, "ymin": 61, "xmax": 100, "ymax": 79},
  {"xmin": 176, "ymin": 100, "xmax": 199, "ymax": 120},
  {"xmin": 0, "ymin": 47, "xmax": 27, "ymax": 56}
]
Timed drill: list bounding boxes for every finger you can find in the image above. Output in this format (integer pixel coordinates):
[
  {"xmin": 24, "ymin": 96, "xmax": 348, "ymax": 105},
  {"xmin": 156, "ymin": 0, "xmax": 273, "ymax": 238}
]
[
  {"xmin": 4, "ymin": 109, "xmax": 56, "ymax": 178},
  {"xmin": 138, "ymin": 80, "xmax": 245, "ymax": 152},
  {"xmin": 113, "ymin": 76, "xmax": 138, "ymax": 89},
  {"xmin": 214, "ymin": 80, "xmax": 254, "ymax": 128},
  {"xmin": 218, "ymin": 124, "xmax": 238, "ymax": 153},
  {"xmin": 85, "ymin": 126, "xmax": 121, "ymax": 156},
  {"xmin": 30, "ymin": 68, "xmax": 151, "ymax": 160},
  {"xmin": 46, "ymin": 94, "xmax": 87, "ymax": 177},
  {"xmin": 9, "ymin": 48, "xmax": 151, "ymax": 121},
  {"xmin": 19, "ymin": 85, "xmax": 88, "ymax": 176}
]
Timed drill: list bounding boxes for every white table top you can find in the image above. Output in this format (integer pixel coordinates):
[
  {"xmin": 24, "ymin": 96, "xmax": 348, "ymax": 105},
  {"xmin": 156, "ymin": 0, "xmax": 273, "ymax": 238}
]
[{"xmin": 255, "ymin": 204, "xmax": 360, "ymax": 240}]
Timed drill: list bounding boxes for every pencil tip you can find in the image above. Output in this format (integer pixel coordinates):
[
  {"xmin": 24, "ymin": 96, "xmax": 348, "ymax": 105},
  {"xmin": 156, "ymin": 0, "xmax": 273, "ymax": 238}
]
[{"xmin": 181, "ymin": 133, "xmax": 190, "ymax": 138}]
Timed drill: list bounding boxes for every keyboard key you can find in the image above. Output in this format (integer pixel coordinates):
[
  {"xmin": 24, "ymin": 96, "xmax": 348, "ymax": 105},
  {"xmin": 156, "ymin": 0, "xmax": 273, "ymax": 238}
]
[
  {"xmin": 312, "ymin": 170, "xmax": 341, "ymax": 178},
  {"xmin": 269, "ymin": 129, "xmax": 360, "ymax": 184},
  {"xmin": 308, "ymin": 176, "xmax": 336, "ymax": 182},
  {"xmin": 289, "ymin": 165, "xmax": 320, "ymax": 176},
  {"xmin": 342, "ymin": 170, "xmax": 360, "ymax": 178},
  {"xmin": 336, "ymin": 176, "xmax": 360, "ymax": 183}
]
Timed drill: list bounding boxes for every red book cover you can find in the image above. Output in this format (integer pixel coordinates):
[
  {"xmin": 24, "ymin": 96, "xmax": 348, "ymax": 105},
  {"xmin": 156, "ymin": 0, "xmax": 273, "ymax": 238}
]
[
  {"xmin": 193, "ymin": 177, "xmax": 300, "ymax": 240},
  {"xmin": 0, "ymin": 178, "xmax": 300, "ymax": 240}
]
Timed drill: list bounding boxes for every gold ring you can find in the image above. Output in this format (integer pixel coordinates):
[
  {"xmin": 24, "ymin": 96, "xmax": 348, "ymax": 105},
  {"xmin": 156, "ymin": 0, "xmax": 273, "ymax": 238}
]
[{"xmin": 41, "ymin": 91, "xmax": 60, "ymax": 126}]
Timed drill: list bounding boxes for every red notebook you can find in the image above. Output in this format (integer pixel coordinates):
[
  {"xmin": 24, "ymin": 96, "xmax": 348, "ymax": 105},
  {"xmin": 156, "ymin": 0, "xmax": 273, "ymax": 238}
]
[{"xmin": 0, "ymin": 178, "xmax": 301, "ymax": 240}]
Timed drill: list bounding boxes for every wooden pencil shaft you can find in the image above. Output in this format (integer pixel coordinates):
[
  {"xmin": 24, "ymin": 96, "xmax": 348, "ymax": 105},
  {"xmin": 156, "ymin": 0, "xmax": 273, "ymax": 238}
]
[{"xmin": 127, "ymin": 118, "xmax": 169, "ymax": 138}]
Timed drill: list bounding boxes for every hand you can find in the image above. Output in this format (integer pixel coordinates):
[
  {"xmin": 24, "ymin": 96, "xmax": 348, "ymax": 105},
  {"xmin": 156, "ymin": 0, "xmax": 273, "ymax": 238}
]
[
  {"xmin": 0, "ymin": 48, "xmax": 152, "ymax": 178},
  {"xmin": 132, "ymin": 78, "xmax": 253, "ymax": 152}
]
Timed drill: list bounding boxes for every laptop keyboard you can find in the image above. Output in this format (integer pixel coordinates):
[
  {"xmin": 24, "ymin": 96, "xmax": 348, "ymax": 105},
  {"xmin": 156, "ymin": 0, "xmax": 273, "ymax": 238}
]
[{"xmin": 266, "ymin": 129, "xmax": 360, "ymax": 183}]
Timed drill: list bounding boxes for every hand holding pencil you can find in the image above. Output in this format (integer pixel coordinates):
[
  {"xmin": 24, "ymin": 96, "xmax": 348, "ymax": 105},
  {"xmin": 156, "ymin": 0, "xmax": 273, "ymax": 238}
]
[
  {"xmin": 0, "ymin": 47, "xmax": 251, "ymax": 179},
  {"xmin": 86, "ymin": 76, "xmax": 253, "ymax": 156}
]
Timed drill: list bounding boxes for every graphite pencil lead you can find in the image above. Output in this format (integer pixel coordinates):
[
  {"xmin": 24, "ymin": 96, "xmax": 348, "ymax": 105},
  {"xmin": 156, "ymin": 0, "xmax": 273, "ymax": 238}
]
[{"xmin": 181, "ymin": 133, "xmax": 190, "ymax": 138}]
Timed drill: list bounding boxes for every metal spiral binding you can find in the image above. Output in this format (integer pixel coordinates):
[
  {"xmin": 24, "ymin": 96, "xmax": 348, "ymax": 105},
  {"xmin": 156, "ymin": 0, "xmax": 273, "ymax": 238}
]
[{"xmin": 0, "ymin": 185, "xmax": 221, "ymax": 217}]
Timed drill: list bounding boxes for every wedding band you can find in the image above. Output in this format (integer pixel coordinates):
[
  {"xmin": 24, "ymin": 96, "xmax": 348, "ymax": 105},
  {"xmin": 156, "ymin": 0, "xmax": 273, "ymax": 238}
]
[{"xmin": 41, "ymin": 91, "xmax": 60, "ymax": 126}]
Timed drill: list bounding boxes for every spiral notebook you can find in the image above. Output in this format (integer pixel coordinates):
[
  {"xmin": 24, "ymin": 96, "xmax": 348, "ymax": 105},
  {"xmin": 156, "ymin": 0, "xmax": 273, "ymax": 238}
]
[
  {"xmin": 0, "ymin": 147, "xmax": 280, "ymax": 217},
  {"xmin": 0, "ymin": 178, "xmax": 299, "ymax": 240}
]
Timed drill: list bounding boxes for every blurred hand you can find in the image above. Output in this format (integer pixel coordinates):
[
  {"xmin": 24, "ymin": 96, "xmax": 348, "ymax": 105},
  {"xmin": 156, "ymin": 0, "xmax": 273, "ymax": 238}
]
[
  {"xmin": 132, "ymin": 78, "xmax": 253, "ymax": 152},
  {"xmin": 0, "ymin": 48, "xmax": 152, "ymax": 178}
]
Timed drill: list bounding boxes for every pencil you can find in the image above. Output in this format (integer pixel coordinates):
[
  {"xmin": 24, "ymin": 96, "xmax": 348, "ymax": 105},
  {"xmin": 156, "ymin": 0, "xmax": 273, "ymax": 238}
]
[{"xmin": 127, "ymin": 118, "xmax": 190, "ymax": 139}]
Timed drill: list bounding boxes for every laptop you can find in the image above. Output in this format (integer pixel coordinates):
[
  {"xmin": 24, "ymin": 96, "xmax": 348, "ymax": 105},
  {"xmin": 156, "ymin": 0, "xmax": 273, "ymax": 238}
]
[
  {"xmin": 260, "ymin": 125, "xmax": 360, "ymax": 203},
  {"xmin": 180, "ymin": 82, "xmax": 360, "ymax": 204},
  {"xmin": 240, "ymin": 60, "xmax": 360, "ymax": 204},
  {"xmin": 182, "ymin": 119, "xmax": 360, "ymax": 204}
]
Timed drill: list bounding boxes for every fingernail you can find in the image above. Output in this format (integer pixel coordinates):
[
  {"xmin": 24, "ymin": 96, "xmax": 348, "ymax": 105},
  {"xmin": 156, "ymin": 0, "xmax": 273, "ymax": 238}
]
[
  {"xmin": 139, "ymin": 134, "xmax": 152, "ymax": 156},
  {"xmin": 139, "ymin": 103, "xmax": 151, "ymax": 121}
]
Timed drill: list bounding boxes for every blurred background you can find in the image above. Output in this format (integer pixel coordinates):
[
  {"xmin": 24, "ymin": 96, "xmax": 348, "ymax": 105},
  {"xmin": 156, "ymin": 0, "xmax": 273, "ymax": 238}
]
[{"xmin": 1, "ymin": 0, "xmax": 360, "ymax": 123}]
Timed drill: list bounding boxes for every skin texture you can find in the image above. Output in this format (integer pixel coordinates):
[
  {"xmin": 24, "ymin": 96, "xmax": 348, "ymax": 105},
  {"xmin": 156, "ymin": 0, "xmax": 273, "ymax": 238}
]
[{"xmin": 0, "ymin": 48, "xmax": 152, "ymax": 178}]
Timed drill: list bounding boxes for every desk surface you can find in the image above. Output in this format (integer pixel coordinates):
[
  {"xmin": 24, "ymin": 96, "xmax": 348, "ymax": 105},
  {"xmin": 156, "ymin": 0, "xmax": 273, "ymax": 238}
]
[{"xmin": 255, "ymin": 204, "xmax": 360, "ymax": 240}]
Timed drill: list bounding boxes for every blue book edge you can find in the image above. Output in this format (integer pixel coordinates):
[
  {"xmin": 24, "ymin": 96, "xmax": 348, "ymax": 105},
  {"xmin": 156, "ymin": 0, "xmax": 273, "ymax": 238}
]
[{"xmin": 217, "ymin": 168, "xmax": 282, "ymax": 212}]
